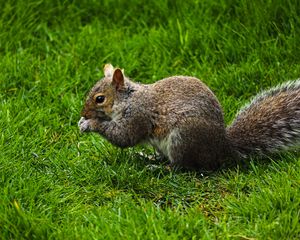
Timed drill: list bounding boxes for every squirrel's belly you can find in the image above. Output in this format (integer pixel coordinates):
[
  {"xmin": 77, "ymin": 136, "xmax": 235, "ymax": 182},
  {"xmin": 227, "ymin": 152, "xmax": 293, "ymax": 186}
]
[{"xmin": 148, "ymin": 129, "xmax": 180, "ymax": 161}]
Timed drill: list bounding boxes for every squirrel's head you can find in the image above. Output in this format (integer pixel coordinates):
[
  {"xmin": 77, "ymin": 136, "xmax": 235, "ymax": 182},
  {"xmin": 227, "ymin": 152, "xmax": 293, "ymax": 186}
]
[{"xmin": 81, "ymin": 64, "xmax": 126, "ymax": 120}]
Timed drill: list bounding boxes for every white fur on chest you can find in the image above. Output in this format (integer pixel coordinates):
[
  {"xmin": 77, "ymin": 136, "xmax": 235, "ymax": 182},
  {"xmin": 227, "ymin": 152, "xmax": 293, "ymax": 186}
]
[{"xmin": 148, "ymin": 129, "xmax": 181, "ymax": 162}]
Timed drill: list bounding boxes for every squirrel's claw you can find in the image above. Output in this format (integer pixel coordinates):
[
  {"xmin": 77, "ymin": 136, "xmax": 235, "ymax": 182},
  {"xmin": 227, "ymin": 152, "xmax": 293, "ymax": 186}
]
[{"xmin": 78, "ymin": 117, "xmax": 90, "ymax": 133}]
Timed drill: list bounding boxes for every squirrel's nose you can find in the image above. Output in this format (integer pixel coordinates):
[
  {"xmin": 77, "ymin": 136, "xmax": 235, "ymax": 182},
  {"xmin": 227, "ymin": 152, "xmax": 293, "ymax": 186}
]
[
  {"xmin": 81, "ymin": 108, "xmax": 89, "ymax": 119},
  {"xmin": 81, "ymin": 107, "xmax": 96, "ymax": 119}
]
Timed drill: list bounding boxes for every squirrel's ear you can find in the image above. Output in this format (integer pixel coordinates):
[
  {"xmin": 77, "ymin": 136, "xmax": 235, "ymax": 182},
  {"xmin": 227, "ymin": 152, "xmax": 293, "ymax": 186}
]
[
  {"xmin": 104, "ymin": 64, "xmax": 114, "ymax": 77},
  {"xmin": 112, "ymin": 68, "xmax": 124, "ymax": 90}
]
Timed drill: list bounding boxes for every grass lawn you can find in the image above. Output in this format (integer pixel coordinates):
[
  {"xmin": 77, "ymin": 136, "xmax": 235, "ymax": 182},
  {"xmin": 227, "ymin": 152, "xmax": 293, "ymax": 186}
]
[{"xmin": 1, "ymin": 0, "xmax": 300, "ymax": 239}]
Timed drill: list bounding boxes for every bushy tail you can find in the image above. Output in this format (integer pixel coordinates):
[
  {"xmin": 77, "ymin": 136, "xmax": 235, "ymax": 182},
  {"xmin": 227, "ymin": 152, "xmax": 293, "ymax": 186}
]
[{"xmin": 226, "ymin": 79, "xmax": 300, "ymax": 158}]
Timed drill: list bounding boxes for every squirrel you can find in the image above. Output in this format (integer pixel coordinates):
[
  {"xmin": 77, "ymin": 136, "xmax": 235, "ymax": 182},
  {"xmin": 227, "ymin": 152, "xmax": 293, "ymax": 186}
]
[{"xmin": 78, "ymin": 64, "xmax": 300, "ymax": 170}]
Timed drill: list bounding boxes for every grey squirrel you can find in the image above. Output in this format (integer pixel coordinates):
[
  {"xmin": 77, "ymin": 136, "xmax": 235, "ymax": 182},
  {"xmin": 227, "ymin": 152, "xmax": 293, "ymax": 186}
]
[{"xmin": 78, "ymin": 64, "xmax": 300, "ymax": 170}]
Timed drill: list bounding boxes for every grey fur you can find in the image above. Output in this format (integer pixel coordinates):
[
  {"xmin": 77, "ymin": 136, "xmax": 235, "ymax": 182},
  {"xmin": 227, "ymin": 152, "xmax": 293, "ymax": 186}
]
[
  {"xmin": 79, "ymin": 65, "xmax": 300, "ymax": 170},
  {"xmin": 227, "ymin": 79, "xmax": 300, "ymax": 157}
]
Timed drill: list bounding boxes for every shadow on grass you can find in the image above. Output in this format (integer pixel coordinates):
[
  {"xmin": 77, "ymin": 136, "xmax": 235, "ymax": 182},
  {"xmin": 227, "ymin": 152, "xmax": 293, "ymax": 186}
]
[{"xmin": 132, "ymin": 146, "xmax": 300, "ymax": 177}]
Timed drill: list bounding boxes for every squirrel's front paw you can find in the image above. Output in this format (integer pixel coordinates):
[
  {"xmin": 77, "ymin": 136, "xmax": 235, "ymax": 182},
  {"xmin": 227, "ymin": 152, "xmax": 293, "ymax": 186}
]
[{"xmin": 78, "ymin": 117, "xmax": 91, "ymax": 132}]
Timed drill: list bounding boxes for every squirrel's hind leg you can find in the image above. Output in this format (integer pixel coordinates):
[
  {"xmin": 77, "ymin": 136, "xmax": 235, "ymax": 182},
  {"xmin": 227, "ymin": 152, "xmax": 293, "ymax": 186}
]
[{"xmin": 167, "ymin": 123, "xmax": 228, "ymax": 171}]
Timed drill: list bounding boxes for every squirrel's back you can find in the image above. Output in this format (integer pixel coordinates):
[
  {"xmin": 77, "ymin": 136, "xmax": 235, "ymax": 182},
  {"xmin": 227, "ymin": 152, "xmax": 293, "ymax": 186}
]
[{"xmin": 150, "ymin": 76, "xmax": 224, "ymax": 127}]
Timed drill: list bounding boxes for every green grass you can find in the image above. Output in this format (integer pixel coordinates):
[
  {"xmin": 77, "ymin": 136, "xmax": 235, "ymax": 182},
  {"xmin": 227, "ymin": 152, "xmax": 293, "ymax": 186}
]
[{"xmin": 1, "ymin": 0, "xmax": 300, "ymax": 239}]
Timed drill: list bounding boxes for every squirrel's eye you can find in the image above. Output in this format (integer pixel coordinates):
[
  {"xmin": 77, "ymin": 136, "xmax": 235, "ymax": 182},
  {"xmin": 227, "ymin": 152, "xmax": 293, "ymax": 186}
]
[{"xmin": 95, "ymin": 95, "xmax": 105, "ymax": 104}]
